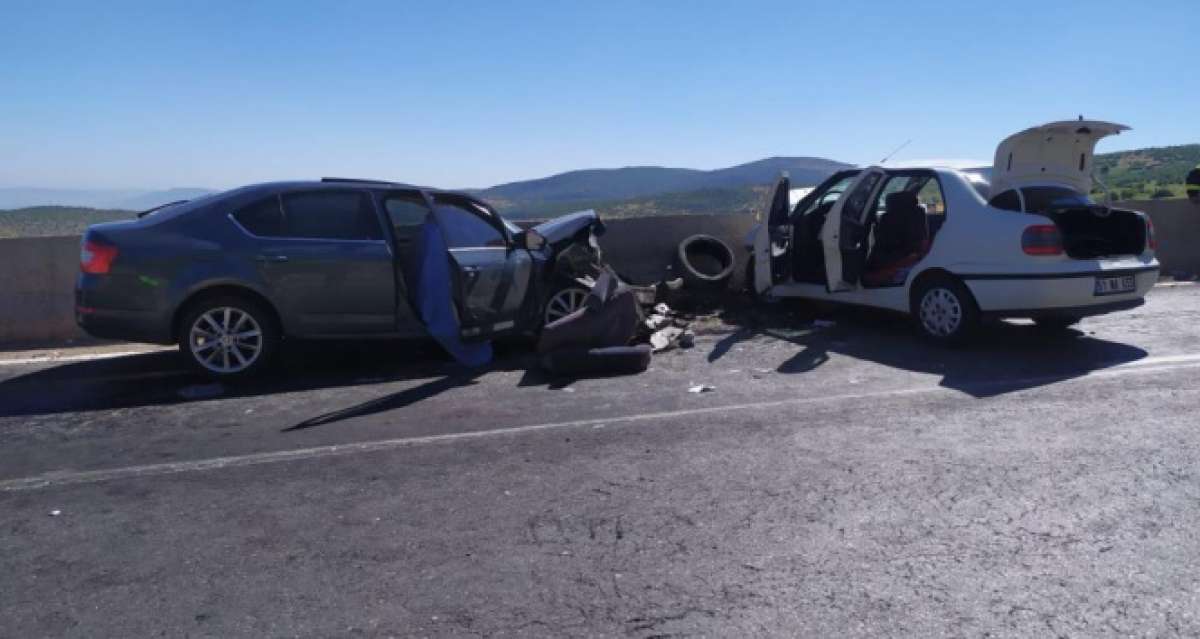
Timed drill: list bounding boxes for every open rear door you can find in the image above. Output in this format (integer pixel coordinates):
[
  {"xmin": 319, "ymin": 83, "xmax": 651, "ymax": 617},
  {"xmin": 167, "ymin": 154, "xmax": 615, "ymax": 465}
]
[
  {"xmin": 820, "ymin": 167, "xmax": 886, "ymax": 292},
  {"xmin": 752, "ymin": 174, "xmax": 792, "ymax": 295}
]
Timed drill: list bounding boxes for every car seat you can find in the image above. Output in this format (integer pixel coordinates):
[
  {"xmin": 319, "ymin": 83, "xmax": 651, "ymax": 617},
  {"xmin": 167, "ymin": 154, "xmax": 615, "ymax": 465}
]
[{"xmin": 862, "ymin": 191, "xmax": 929, "ymax": 287}]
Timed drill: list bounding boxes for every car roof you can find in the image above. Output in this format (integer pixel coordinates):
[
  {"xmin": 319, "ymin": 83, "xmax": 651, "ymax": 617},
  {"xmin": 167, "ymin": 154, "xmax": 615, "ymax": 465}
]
[{"xmin": 207, "ymin": 179, "xmax": 496, "ymax": 212}]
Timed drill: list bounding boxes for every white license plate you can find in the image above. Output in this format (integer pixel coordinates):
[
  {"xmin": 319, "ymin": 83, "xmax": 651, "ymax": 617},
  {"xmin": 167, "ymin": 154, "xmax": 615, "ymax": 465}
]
[{"xmin": 1094, "ymin": 275, "xmax": 1136, "ymax": 296}]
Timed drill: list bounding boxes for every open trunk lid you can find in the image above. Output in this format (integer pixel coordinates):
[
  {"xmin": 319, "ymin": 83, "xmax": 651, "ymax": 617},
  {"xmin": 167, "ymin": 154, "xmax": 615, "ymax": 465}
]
[{"xmin": 992, "ymin": 119, "xmax": 1129, "ymax": 195}]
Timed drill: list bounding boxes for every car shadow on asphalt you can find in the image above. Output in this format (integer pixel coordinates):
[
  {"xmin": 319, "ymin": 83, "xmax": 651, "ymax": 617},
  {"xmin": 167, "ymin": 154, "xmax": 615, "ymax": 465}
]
[
  {"xmin": 0, "ymin": 339, "xmax": 533, "ymax": 419},
  {"xmin": 709, "ymin": 306, "xmax": 1149, "ymax": 398}
]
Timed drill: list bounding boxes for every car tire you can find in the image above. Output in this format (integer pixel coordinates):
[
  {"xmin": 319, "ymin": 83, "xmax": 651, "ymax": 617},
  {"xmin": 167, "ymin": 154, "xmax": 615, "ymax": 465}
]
[
  {"xmin": 910, "ymin": 274, "xmax": 979, "ymax": 345},
  {"xmin": 543, "ymin": 285, "xmax": 590, "ymax": 327},
  {"xmin": 1034, "ymin": 316, "xmax": 1082, "ymax": 331},
  {"xmin": 178, "ymin": 294, "xmax": 279, "ymax": 380},
  {"xmin": 677, "ymin": 234, "xmax": 735, "ymax": 291}
]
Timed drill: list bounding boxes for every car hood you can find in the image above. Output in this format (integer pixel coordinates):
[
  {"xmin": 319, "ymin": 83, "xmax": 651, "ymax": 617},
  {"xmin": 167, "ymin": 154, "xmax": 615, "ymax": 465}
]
[
  {"xmin": 991, "ymin": 120, "xmax": 1129, "ymax": 196},
  {"xmin": 531, "ymin": 209, "xmax": 605, "ymax": 245}
]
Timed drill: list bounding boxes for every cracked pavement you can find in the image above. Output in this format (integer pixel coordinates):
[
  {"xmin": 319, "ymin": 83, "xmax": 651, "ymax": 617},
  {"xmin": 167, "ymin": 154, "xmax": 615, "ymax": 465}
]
[{"xmin": 2, "ymin": 286, "xmax": 1200, "ymax": 637}]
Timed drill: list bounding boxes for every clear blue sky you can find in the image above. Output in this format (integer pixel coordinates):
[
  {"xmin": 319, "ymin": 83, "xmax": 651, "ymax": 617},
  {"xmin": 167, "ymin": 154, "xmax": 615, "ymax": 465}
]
[{"xmin": 2, "ymin": 0, "xmax": 1196, "ymax": 190}]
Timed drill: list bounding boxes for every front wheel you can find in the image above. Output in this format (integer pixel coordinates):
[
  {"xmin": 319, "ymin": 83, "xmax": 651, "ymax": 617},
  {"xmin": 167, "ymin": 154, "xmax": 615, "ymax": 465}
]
[
  {"xmin": 543, "ymin": 285, "xmax": 590, "ymax": 326},
  {"xmin": 179, "ymin": 295, "xmax": 279, "ymax": 379},
  {"xmin": 910, "ymin": 275, "xmax": 979, "ymax": 345}
]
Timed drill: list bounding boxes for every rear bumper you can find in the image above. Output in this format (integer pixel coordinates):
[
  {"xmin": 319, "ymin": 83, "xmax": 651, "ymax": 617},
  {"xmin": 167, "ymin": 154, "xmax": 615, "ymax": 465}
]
[
  {"xmin": 981, "ymin": 297, "xmax": 1144, "ymax": 320},
  {"xmin": 961, "ymin": 264, "xmax": 1158, "ymax": 318},
  {"xmin": 75, "ymin": 277, "xmax": 174, "ymax": 344},
  {"xmin": 75, "ymin": 306, "xmax": 174, "ymax": 344}
]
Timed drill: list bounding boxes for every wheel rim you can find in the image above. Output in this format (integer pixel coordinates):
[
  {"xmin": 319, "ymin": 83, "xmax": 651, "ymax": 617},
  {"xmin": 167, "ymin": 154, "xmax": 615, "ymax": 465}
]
[
  {"xmin": 188, "ymin": 306, "xmax": 263, "ymax": 374},
  {"xmin": 919, "ymin": 287, "xmax": 963, "ymax": 337},
  {"xmin": 544, "ymin": 287, "xmax": 589, "ymax": 324}
]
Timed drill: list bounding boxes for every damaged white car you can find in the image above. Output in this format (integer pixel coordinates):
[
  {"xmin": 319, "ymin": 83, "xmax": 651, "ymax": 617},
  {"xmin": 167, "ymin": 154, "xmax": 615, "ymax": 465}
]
[{"xmin": 750, "ymin": 120, "xmax": 1160, "ymax": 342}]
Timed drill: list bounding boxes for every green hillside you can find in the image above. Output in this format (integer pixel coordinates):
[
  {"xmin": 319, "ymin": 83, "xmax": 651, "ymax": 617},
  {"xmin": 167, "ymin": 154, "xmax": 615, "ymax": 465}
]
[
  {"xmin": 0, "ymin": 206, "xmax": 135, "ymax": 238},
  {"xmin": 1093, "ymin": 144, "xmax": 1200, "ymax": 200}
]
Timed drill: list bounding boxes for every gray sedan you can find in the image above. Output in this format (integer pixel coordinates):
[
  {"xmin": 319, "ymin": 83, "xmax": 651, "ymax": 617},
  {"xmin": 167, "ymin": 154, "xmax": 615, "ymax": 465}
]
[{"xmin": 76, "ymin": 179, "xmax": 604, "ymax": 378}]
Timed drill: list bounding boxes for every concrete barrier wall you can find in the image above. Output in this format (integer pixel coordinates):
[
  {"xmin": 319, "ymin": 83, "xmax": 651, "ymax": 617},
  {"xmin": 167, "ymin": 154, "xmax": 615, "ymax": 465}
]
[
  {"xmin": 0, "ymin": 203, "xmax": 1195, "ymax": 348},
  {"xmin": 0, "ymin": 214, "xmax": 758, "ymax": 347},
  {"xmin": 1118, "ymin": 199, "xmax": 1200, "ymax": 277},
  {"xmin": 594, "ymin": 214, "xmax": 756, "ymax": 285},
  {"xmin": 0, "ymin": 235, "xmax": 88, "ymax": 346}
]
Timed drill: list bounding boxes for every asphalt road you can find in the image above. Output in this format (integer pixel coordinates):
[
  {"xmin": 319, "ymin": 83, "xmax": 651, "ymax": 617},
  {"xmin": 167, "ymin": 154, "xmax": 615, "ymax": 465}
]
[{"xmin": 3, "ymin": 286, "xmax": 1200, "ymax": 637}]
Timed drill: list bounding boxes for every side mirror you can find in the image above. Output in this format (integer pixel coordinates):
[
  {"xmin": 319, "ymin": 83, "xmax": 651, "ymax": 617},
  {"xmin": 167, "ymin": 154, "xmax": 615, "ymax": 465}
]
[{"xmin": 517, "ymin": 229, "xmax": 546, "ymax": 251}]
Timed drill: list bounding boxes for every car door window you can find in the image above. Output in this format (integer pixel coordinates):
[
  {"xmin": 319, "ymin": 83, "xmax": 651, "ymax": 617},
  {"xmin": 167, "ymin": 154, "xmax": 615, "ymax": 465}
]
[
  {"xmin": 841, "ymin": 171, "xmax": 884, "ymax": 225},
  {"xmin": 232, "ymin": 196, "xmax": 285, "ymax": 237},
  {"xmin": 799, "ymin": 174, "xmax": 856, "ymax": 217},
  {"xmin": 435, "ymin": 200, "xmax": 507, "ymax": 248},
  {"xmin": 385, "ymin": 196, "xmax": 430, "ymax": 230},
  {"xmin": 280, "ymin": 190, "xmax": 383, "ymax": 241}
]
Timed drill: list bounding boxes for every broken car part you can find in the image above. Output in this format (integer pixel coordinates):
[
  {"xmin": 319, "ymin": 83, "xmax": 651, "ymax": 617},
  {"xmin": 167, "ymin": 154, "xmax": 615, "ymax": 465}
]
[{"xmin": 540, "ymin": 344, "xmax": 652, "ymax": 376}]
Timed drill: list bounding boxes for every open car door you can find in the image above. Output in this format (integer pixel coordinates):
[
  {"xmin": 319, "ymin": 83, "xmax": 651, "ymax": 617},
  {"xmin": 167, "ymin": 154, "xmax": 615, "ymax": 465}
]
[
  {"xmin": 404, "ymin": 193, "xmax": 531, "ymax": 367},
  {"xmin": 429, "ymin": 194, "xmax": 532, "ymax": 338},
  {"xmin": 752, "ymin": 174, "xmax": 792, "ymax": 295},
  {"xmin": 820, "ymin": 167, "xmax": 886, "ymax": 292}
]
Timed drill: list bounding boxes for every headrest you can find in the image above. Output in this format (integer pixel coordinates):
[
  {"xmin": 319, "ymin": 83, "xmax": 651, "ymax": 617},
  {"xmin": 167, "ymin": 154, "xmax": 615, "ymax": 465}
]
[{"xmin": 885, "ymin": 191, "xmax": 919, "ymax": 211}]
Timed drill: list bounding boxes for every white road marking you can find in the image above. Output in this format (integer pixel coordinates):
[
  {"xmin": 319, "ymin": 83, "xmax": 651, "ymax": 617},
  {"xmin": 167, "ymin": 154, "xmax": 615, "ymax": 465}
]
[
  {"xmin": 3, "ymin": 355, "xmax": 1200, "ymax": 493},
  {"xmin": 0, "ymin": 349, "xmax": 167, "ymax": 366}
]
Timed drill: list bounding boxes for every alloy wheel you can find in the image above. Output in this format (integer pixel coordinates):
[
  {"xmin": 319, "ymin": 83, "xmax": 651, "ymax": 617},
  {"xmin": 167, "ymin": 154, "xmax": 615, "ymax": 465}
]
[
  {"xmin": 188, "ymin": 306, "xmax": 264, "ymax": 374},
  {"xmin": 544, "ymin": 287, "xmax": 589, "ymax": 324},
  {"xmin": 919, "ymin": 287, "xmax": 963, "ymax": 337}
]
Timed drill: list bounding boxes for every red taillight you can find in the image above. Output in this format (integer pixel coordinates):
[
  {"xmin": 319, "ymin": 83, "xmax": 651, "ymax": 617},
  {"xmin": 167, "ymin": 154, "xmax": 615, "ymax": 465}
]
[
  {"xmin": 1021, "ymin": 224, "xmax": 1063, "ymax": 256},
  {"xmin": 1146, "ymin": 216, "xmax": 1157, "ymax": 251},
  {"xmin": 81, "ymin": 239, "xmax": 118, "ymax": 274}
]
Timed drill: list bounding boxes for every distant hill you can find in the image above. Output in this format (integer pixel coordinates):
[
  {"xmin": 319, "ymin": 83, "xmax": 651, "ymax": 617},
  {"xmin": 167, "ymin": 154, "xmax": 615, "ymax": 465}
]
[
  {"xmin": 0, "ymin": 187, "xmax": 216, "ymax": 211},
  {"xmin": 1093, "ymin": 144, "xmax": 1200, "ymax": 200},
  {"xmin": 112, "ymin": 188, "xmax": 215, "ymax": 211},
  {"xmin": 481, "ymin": 156, "xmax": 851, "ymax": 218},
  {"xmin": 0, "ymin": 206, "xmax": 135, "ymax": 239}
]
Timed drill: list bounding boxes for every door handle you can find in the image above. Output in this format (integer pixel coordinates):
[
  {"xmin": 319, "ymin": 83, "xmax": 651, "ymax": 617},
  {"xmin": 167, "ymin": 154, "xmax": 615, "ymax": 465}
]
[{"xmin": 255, "ymin": 254, "xmax": 289, "ymax": 263}]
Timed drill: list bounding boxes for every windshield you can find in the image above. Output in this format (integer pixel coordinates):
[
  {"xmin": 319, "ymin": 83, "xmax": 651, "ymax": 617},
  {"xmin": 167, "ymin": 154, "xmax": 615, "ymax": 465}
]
[{"xmin": 1020, "ymin": 186, "xmax": 1092, "ymax": 213}]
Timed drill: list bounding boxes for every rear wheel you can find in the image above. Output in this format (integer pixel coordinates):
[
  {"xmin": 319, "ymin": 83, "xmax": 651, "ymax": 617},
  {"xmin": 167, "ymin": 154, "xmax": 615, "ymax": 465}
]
[
  {"xmin": 179, "ymin": 295, "xmax": 279, "ymax": 379},
  {"xmin": 910, "ymin": 274, "xmax": 979, "ymax": 345}
]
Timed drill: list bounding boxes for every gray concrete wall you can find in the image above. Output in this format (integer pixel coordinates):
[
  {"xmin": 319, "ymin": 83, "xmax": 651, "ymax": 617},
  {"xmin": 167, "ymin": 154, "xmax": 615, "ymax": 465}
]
[
  {"xmin": 0, "ymin": 204, "xmax": 1195, "ymax": 348},
  {"xmin": 1118, "ymin": 199, "xmax": 1200, "ymax": 277},
  {"xmin": 594, "ymin": 214, "xmax": 756, "ymax": 285},
  {"xmin": 0, "ymin": 235, "xmax": 89, "ymax": 346},
  {"xmin": 0, "ymin": 214, "xmax": 759, "ymax": 347}
]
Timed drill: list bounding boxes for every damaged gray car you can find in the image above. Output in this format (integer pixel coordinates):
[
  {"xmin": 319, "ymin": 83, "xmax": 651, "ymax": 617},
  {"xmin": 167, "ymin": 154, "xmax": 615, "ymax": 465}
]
[{"xmin": 75, "ymin": 178, "xmax": 606, "ymax": 378}]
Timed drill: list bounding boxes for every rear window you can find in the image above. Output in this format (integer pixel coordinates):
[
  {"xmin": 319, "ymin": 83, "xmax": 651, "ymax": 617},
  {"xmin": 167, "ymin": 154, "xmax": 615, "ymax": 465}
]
[
  {"xmin": 1020, "ymin": 187, "xmax": 1091, "ymax": 213},
  {"xmin": 281, "ymin": 190, "xmax": 383, "ymax": 240},
  {"xmin": 232, "ymin": 197, "xmax": 285, "ymax": 237},
  {"xmin": 989, "ymin": 189, "xmax": 1022, "ymax": 212}
]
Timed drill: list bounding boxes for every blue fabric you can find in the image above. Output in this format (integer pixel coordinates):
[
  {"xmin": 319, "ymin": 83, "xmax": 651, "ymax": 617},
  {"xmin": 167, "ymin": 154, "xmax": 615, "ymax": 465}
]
[{"xmin": 411, "ymin": 218, "xmax": 492, "ymax": 368}]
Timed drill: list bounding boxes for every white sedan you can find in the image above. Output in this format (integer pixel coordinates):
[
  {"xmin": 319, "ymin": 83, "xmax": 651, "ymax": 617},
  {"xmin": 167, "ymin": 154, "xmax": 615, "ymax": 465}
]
[{"xmin": 750, "ymin": 119, "xmax": 1159, "ymax": 343}]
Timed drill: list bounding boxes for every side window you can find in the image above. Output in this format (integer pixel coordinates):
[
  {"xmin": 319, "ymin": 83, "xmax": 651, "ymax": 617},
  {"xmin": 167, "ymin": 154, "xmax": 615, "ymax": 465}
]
[
  {"xmin": 842, "ymin": 172, "xmax": 884, "ymax": 225},
  {"xmin": 384, "ymin": 196, "xmax": 431, "ymax": 232},
  {"xmin": 435, "ymin": 200, "xmax": 506, "ymax": 248},
  {"xmin": 233, "ymin": 196, "xmax": 285, "ymax": 237},
  {"xmin": 281, "ymin": 190, "xmax": 383, "ymax": 241},
  {"xmin": 990, "ymin": 189, "xmax": 1022, "ymax": 212},
  {"xmin": 800, "ymin": 175, "xmax": 856, "ymax": 217},
  {"xmin": 873, "ymin": 176, "xmax": 914, "ymax": 218},
  {"xmin": 916, "ymin": 178, "xmax": 945, "ymax": 215}
]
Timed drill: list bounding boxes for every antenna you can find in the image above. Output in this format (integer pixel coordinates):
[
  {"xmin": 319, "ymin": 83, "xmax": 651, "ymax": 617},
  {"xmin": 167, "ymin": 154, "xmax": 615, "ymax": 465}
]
[{"xmin": 879, "ymin": 139, "xmax": 912, "ymax": 165}]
